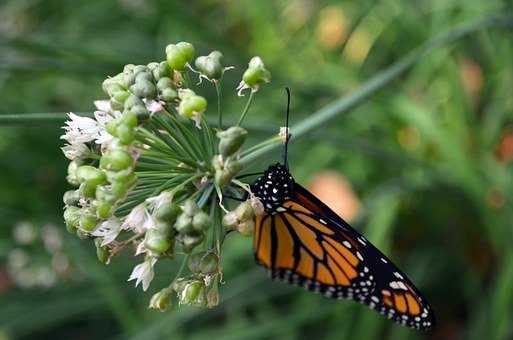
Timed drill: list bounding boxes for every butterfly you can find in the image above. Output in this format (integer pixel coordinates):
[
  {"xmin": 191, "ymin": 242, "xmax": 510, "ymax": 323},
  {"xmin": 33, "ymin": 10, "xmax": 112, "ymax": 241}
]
[{"xmin": 248, "ymin": 89, "xmax": 435, "ymax": 331}]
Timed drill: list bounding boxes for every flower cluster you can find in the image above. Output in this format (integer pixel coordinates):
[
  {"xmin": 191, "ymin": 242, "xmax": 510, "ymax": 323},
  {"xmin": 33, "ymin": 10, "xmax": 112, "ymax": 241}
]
[{"xmin": 60, "ymin": 42, "xmax": 273, "ymax": 310}]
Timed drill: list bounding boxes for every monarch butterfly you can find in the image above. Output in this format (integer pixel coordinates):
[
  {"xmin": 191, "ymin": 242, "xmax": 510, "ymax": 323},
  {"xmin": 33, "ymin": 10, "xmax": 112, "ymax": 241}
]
[{"xmin": 248, "ymin": 89, "xmax": 435, "ymax": 331}]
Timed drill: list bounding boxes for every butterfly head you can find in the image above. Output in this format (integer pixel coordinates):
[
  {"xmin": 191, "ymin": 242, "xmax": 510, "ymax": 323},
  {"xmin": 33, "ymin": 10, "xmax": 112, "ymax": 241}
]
[{"xmin": 251, "ymin": 163, "xmax": 295, "ymax": 212}]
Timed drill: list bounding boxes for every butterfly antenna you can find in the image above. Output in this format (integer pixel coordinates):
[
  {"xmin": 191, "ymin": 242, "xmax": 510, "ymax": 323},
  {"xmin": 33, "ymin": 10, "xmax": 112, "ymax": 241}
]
[{"xmin": 283, "ymin": 87, "xmax": 291, "ymax": 169}]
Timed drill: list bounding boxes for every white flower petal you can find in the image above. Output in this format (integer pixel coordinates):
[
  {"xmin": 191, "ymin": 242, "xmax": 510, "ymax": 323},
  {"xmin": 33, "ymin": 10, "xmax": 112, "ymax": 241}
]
[
  {"xmin": 91, "ymin": 218, "xmax": 122, "ymax": 246},
  {"xmin": 122, "ymin": 204, "xmax": 148, "ymax": 232},
  {"xmin": 61, "ymin": 143, "xmax": 89, "ymax": 160},
  {"xmin": 94, "ymin": 100, "xmax": 112, "ymax": 112},
  {"xmin": 128, "ymin": 258, "xmax": 157, "ymax": 291},
  {"xmin": 145, "ymin": 99, "xmax": 164, "ymax": 113}
]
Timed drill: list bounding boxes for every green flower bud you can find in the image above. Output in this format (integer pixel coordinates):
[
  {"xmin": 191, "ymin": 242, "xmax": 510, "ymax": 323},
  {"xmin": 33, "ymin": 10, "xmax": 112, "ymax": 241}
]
[
  {"xmin": 79, "ymin": 182, "xmax": 97, "ymax": 198},
  {"xmin": 113, "ymin": 90, "xmax": 130, "ymax": 103},
  {"xmin": 195, "ymin": 51, "xmax": 224, "ymax": 80},
  {"xmin": 225, "ymin": 158, "xmax": 243, "ymax": 174},
  {"xmin": 181, "ymin": 280, "xmax": 203, "ymax": 304},
  {"xmin": 237, "ymin": 219, "xmax": 254, "ymax": 237},
  {"xmin": 121, "ymin": 72, "xmax": 136, "ymax": 88},
  {"xmin": 130, "ymin": 104, "xmax": 150, "ymax": 122},
  {"xmin": 174, "ymin": 214, "xmax": 193, "ymax": 234},
  {"xmin": 63, "ymin": 206, "xmax": 81, "ymax": 233},
  {"xmin": 144, "ymin": 228, "xmax": 172, "ymax": 254},
  {"xmin": 63, "ymin": 190, "xmax": 80, "ymax": 206},
  {"xmin": 199, "ymin": 252, "xmax": 218, "ymax": 275},
  {"xmin": 147, "ymin": 62, "xmax": 159, "ymax": 71},
  {"xmin": 67, "ymin": 161, "xmax": 81, "ymax": 186},
  {"xmin": 155, "ymin": 203, "xmax": 181, "ymax": 224},
  {"xmin": 178, "ymin": 95, "xmax": 207, "ymax": 119},
  {"xmin": 135, "ymin": 71, "xmax": 153, "ymax": 83},
  {"xmin": 116, "ymin": 124, "xmax": 135, "ymax": 144},
  {"xmin": 181, "ymin": 233, "xmax": 204, "ymax": 253},
  {"xmin": 166, "ymin": 42, "xmax": 194, "ymax": 71},
  {"xmin": 192, "ymin": 211, "xmax": 210, "ymax": 232},
  {"xmin": 157, "ymin": 77, "xmax": 174, "ymax": 91},
  {"xmin": 106, "ymin": 168, "xmax": 136, "ymax": 185},
  {"xmin": 161, "ymin": 87, "xmax": 178, "ymax": 102},
  {"xmin": 149, "ymin": 288, "xmax": 173, "ymax": 311},
  {"xmin": 133, "ymin": 65, "xmax": 148, "ymax": 75},
  {"xmin": 96, "ymin": 185, "xmax": 117, "ymax": 203},
  {"xmin": 124, "ymin": 64, "xmax": 135, "ymax": 73},
  {"xmin": 103, "ymin": 79, "xmax": 124, "ymax": 96},
  {"xmin": 124, "ymin": 94, "xmax": 145, "ymax": 110},
  {"xmin": 120, "ymin": 110, "xmax": 138, "ymax": 128},
  {"xmin": 80, "ymin": 210, "xmax": 98, "ymax": 232},
  {"xmin": 100, "ymin": 150, "xmax": 132, "ymax": 171},
  {"xmin": 152, "ymin": 61, "xmax": 171, "ymax": 80},
  {"xmin": 167, "ymin": 48, "xmax": 187, "ymax": 71},
  {"xmin": 105, "ymin": 119, "xmax": 119, "ymax": 137},
  {"xmin": 111, "ymin": 181, "xmax": 130, "ymax": 199},
  {"xmin": 131, "ymin": 79, "xmax": 157, "ymax": 98},
  {"xmin": 110, "ymin": 98, "xmax": 124, "ymax": 111},
  {"xmin": 213, "ymin": 157, "xmax": 243, "ymax": 188},
  {"xmin": 77, "ymin": 166, "xmax": 107, "ymax": 186},
  {"xmin": 95, "ymin": 200, "xmax": 113, "ymax": 219},
  {"xmin": 95, "ymin": 238, "xmax": 110, "ymax": 264},
  {"xmin": 217, "ymin": 126, "xmax": 247, "ymax": 157},
  {"xmin": 176, "ymin": 42, "xmax": 194, "ymax": 62},
  {"xmin": 214, "ymin": 170, "xmax": 232, "ymax": 189},
  {"xmin": 241, "ymin": 56, "xmax": 271, "ymax": 88}
]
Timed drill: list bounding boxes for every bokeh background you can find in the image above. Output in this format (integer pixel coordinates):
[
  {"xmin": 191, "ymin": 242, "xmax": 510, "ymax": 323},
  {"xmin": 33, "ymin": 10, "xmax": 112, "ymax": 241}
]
[{"xmin": 1, "ymin": 0, "xmax": 513, "ymax": 339}]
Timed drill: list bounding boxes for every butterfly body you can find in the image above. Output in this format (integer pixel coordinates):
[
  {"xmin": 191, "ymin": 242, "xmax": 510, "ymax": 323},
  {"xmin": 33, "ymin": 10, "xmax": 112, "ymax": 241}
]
[{"xmin": 251, "ymin": 163, "xmax": 435, "ymax": 331}]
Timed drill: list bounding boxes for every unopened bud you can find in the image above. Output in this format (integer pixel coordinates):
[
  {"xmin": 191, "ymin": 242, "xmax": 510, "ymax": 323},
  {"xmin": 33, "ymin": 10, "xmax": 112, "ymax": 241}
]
[
  {"xmin": 95, "ymin": 238, "xmax": 110, "ymax": 264},
  {"xmin": 63, "ymin": 190, "xmax": 80, "ymax": 206},
  {"xmin": 195, "ymin": 51, "xmax": 224, "ymax": 80},
  {"xmin": 76, "ymin": 165, "xmax": 107, "ymax": 187},
  {"xmin": 144, "ymin": 228, "xmax": 172, "ymax": 254},
  {"xmin": 149, "ymin": 288, "xmax": 173, "ymax": 311},
  {"xmin": 63, "ymin": 206, "xmax": 81, "ymax": 233},
  {"xmin": 217, "ymin": 126, "xmax": 247, "ymax": 157}
]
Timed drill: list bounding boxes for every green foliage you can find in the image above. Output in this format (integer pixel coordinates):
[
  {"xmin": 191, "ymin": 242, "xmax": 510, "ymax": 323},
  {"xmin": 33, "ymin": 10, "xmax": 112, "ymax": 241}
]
[{"xmin": 1, "ymin": 0, "xmax": 513, "ymax": 339}]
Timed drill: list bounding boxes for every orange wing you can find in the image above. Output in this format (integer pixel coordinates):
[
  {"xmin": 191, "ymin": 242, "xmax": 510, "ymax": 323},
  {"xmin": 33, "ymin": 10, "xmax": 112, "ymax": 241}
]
[
  {"xmin": 253, "ymin": 184, "xmax": 435, "ymax": 331},
  {"xmin": 254, "ymin": 200, "xmax": 374, "ymax": 300}
]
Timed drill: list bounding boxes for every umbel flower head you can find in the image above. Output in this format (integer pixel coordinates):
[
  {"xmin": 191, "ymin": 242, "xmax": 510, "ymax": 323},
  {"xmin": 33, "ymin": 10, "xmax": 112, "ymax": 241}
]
[{"xmin": 60, "ymin": 42, "xmax": 271, "ymax": 310}]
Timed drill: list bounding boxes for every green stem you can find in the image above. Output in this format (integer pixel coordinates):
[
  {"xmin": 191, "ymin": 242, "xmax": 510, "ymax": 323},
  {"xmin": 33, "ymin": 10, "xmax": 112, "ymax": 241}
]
[
  {"xmin": 236, "ymin": 91, "xmax": 255, "ymax": 126},
  {"xmin": 240, "ymin": 13, "xmax": 513, "ymax": 166},
  {"xmin": 215, "ymin": 81, "xmax": 222, "ymax": 129},
  {"xmin": 0, "ymin": 112, "xmax": 93, "ymax": 126}
]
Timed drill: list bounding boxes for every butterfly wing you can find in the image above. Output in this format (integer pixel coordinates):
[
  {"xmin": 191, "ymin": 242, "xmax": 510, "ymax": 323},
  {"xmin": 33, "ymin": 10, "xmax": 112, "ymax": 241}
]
[{"xmin": 253, "ymin": 183, "xmax": 435, "ymax": 331}]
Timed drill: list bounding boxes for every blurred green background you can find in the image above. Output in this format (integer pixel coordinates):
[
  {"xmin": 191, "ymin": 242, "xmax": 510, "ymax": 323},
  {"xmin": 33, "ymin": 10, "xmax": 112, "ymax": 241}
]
[{"xmin": 1, "ymin": 0, "xmax": 513, "ymax": 339}]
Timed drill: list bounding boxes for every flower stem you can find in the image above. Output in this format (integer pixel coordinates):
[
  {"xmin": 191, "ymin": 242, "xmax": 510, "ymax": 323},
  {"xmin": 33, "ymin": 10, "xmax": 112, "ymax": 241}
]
[
  {"xmin": 215, "ymin": 81, "xmax": 222, "ymax": 129},
  {"xmin": 236, "ymin": 91, "xmax": 255, "ymax": 126}
]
